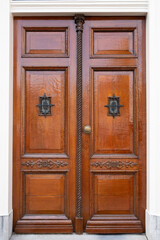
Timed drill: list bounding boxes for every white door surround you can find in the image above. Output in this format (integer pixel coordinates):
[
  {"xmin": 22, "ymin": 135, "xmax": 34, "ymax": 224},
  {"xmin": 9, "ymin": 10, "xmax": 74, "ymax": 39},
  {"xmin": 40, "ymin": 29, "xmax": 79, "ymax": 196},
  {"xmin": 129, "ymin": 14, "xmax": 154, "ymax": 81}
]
[{"xmin": 0, "ymin": 1, "xmax": 160, "ymax": 240}]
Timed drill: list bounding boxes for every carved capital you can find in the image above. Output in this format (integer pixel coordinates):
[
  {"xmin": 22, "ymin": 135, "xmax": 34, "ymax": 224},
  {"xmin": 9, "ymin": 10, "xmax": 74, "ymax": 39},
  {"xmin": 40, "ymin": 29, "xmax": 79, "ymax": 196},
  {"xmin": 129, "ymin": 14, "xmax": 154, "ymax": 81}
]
[{"xmin": 74, "ymin": 14, "xmax": 85, "ymax": 32}]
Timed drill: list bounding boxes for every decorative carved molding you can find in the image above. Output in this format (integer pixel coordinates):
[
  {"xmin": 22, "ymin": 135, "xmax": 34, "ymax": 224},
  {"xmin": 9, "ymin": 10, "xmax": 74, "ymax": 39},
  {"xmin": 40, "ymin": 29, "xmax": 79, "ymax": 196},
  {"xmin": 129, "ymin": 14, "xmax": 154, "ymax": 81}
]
[
  {"xmin": 91, "ymin": 160, "xmax": 137, "ymax": 169},
  {"xmin": 22, "ymin": 159, "xmax": 68, "ymax": 169},
  {"xmin": 74, "ymin": 14, "xmax": 85, "ymax": 222}
]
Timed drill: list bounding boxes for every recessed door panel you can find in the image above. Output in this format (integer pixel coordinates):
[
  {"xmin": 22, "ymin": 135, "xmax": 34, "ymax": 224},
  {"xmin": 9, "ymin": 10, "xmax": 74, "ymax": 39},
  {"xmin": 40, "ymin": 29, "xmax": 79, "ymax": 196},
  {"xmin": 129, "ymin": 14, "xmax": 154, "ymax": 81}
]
[
  {"xmin": 94, "ymin": 173, "xmax": 135, "ymax": 215},
  {"xmin": 25, "ymin": 69, "xmax": 67, "ymax": 154},
  {"xmin": 22, "ymin": 27, "xmax": 69, "ymax": 57},
  {"xmin": 25, "ymin": 174, "xmax": 65, "ymax": 214},
  {"xmin": 91, "ymin": 28, "xmax": 137, "ymax": 57},
  {"xmin": 92, "ymin": 70, "xmax": 136, "ymax": 155}
]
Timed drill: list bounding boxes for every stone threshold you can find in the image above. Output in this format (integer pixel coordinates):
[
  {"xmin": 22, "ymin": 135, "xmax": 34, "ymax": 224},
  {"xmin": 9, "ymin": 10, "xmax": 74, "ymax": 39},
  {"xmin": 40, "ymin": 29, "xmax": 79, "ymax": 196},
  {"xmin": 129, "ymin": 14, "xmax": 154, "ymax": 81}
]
[{"xmin": 11, "ymin": 233, "xmax": 147, "ymax": 240}]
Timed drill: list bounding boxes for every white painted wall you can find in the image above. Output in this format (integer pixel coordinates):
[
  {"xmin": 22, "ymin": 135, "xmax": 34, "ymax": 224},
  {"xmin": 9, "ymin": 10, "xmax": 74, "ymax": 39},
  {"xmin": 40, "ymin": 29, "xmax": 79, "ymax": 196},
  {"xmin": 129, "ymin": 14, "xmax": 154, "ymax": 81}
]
[
  {"xmin": 1, "ymin": 0, "xmax": 160, "ymax": 236},
  {"xmin": 10, "ymin": 0, "xmax": 148, "ymax": 15},
  {"xmin": 0, "ymin": 0, "xmax": 12, "ymax": 216},
  {"xmin": 147, "ymin": 0, "xmax": 160, "ymax": 217}
]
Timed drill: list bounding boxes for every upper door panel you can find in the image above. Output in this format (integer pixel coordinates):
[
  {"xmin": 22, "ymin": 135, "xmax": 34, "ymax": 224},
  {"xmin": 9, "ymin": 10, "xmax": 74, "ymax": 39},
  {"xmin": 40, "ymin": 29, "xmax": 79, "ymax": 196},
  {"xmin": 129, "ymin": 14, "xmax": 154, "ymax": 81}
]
[{"xmin": 22, "ymin": 26, "xmax": 69, "ymax": 57}]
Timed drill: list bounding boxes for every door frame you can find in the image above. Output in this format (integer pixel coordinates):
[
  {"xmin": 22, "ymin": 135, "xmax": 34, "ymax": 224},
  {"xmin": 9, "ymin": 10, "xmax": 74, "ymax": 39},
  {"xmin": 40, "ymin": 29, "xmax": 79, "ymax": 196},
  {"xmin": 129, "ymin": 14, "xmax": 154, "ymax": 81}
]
[{"xmin": 2, "ymin": 0, "xmax": 159, "ymax": 238}]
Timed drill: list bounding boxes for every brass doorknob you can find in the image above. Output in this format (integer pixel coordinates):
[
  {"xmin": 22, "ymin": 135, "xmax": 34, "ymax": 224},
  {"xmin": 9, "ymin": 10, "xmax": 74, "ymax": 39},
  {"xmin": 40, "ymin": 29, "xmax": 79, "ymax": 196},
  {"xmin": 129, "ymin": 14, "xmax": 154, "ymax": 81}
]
[{"xmin": 83, "ymin": 125, "xmax": 91, "ymax": 134}]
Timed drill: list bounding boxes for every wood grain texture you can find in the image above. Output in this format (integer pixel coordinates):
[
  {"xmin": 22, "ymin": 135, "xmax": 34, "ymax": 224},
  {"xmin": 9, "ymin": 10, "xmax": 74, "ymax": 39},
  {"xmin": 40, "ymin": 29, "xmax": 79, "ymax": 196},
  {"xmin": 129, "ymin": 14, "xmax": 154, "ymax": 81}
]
[
  {"xmin": 91, "ymin": 28, "xmax": 137, "ymax": 57},
  {"xmin": 13, "ymin": 16, "xmax": 146, "ymax": 234},
  {"xmin": 22, "ymin": 27, "xmax": 69, "ymax": 57},
  {"xmin": 94, "ymin": 173, "xmax": 135, "ymax": 215},
  {"xmin": 25, "ymin": 174, "xmax": 65, "ymax": 214},
  {"xmin": 13, "ymin": 17, "xmax": 76, "ymax": 233},
  {"xmin": 82, "ymin": 17, "xmax": 146, "ymax": 233},
  {"xmin": 25, "ymin": 69, "xmax": 67, "ymax": 154},
  {"xmin": 92, "ymin": 70, "xmax": 136, "ymax": 155}
]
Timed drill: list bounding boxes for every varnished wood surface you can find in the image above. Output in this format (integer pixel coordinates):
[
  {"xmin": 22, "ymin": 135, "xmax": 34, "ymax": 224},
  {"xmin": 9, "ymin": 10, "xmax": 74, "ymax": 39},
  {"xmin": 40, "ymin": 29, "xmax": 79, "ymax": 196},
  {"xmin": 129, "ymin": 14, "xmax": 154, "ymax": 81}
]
[
  {"xmin": 13, "ymin": 16, "xmax": 146, "ymax": 234},
  {"xmin": 82, "ymin": 17, "xmax": 146, "ymax": 233},
  {"xmin": 13, "ymin": 17, "xmax": 76, "ymax": 233}
]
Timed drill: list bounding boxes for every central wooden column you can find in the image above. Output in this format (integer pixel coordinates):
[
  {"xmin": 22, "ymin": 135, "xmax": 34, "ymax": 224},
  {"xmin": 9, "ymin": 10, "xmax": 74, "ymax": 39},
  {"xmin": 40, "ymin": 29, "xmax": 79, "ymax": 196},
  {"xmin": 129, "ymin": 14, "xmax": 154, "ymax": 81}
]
[{"xmin": 74, "ymin": 14, "xmax": 85, "ymax": 234}]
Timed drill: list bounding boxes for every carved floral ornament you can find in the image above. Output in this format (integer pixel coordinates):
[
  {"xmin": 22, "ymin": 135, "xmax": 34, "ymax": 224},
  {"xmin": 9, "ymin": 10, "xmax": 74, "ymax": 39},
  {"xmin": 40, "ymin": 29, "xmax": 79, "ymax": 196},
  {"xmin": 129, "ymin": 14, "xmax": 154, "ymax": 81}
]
[
  {"xmin": 91, "ymin": 160, "xmax": 137, "ymax": 169},
  {"xmin": 22, "ymin": 159, "xmax": 68, "ymax": 169}
]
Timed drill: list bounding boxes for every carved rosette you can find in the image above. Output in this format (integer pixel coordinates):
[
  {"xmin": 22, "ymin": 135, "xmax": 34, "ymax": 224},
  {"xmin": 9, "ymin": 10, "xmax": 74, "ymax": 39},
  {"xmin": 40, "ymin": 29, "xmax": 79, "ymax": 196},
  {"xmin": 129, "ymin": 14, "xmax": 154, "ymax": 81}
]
[
  {"xmin": 74, "ymin": 14, "xmax": 85, "ymax": 221},
  {"xmin": 91, "ymin": 160, "xmax": 137, "ymax": 169},
  {"xmin": 22, "ymin": 159, "xmax": 68, "ymax": 169}
]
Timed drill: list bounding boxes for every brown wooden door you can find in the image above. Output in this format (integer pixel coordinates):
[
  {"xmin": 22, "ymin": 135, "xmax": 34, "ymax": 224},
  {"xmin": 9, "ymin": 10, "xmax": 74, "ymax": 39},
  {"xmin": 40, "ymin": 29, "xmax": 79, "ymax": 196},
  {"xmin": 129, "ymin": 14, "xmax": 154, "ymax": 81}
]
[
  {"xmin": 82, "ymin": 17, "xmax": 146, "ymax": 233},
  {"xmin": 13, "ymin": 17, "xmax": 146, "ymax": 234},
  {"xmin": 13, "ymin": 17, "xmax": 77, "ymax": 233}
]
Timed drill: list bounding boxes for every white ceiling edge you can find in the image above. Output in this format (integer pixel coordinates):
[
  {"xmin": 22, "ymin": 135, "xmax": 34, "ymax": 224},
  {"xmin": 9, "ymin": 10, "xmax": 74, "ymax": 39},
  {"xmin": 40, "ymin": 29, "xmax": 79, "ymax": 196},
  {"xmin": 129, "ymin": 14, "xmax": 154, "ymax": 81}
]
[{"xmin": 10, "ymin": 0, "xmax": 149, "ymax": 15}]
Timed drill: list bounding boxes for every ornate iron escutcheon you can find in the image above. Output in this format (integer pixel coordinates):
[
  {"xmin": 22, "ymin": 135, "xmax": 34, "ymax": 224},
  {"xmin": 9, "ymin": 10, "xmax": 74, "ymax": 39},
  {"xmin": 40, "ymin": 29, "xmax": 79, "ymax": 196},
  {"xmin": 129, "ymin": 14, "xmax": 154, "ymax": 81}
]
[
  {"xmin": 36, "ymin": 93, "xmax": 55, "ymax": 117},
  {"xmin": 104, "ymin": 93, "xmax": 123, "ymax": 118}
]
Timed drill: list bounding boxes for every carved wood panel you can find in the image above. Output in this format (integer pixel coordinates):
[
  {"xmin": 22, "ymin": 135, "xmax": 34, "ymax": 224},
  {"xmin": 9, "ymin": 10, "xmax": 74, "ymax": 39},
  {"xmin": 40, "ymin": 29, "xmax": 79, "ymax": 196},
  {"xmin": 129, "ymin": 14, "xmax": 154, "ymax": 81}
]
[
  {"xmin": 23, "ymin": 68, "xmax": 68, "ymax": 155},
  {"xmin": 91, "ymin": 27, "xmax": 137, "ymax": 57},
  {"xmin": 25, "ymin": 174, "xmax": 65, "ymax": 214},
  {"xmin": 22, "ymin": 27, "xmax": 69, "ymax": 57},
  {"xmin": 82, "ymin": 17, "xmax": 146, "ymax": 234},
  {"xmin": 93, "ymin": 173, "xmax": 136, "ymax": 215},
  {"xmin": 13, "ymin": 17, "xmax": 76, "ymax": 234},
  {"xmin": 91, "ymin": 69, "xmax": 137, "ymax": 157}
]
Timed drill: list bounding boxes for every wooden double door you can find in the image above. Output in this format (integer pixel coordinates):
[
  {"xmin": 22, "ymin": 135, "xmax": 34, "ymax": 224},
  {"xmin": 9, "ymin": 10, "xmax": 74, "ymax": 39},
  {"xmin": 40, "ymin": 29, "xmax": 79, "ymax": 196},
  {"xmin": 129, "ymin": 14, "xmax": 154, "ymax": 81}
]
[{"xmin": 13, "ymin": 17, "xmax": 146, "ymax": 234}]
